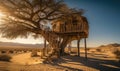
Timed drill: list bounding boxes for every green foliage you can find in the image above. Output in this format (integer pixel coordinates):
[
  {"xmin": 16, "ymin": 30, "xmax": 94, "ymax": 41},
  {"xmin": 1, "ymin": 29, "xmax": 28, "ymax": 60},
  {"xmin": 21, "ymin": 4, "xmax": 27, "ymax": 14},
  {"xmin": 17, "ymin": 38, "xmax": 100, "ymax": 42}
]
[{"xmin": 0, "ymin": 54, "xmax": 12, "ymax": 62}]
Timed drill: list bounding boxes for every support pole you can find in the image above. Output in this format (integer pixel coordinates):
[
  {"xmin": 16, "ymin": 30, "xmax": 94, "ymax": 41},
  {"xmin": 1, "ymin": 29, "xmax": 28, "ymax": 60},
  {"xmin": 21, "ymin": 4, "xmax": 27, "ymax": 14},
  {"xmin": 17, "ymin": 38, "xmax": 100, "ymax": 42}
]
[
  {"xmin": 68, "ymin": 42, "xmax": 71, "ymax": 54},
  {"xmin": 84, "ymin": 38, "xmax": 87, "ymax": 59},
  {"xmin": 77, "ymin": 39, "xmax": 80, "ymax": 56},
  {"xmin": 58, "ymin": 37, "xmax": 60, "ymax": 58},
  {"xmin": 43, "ymin": 39, "xmax": 46, "ymax": 56}
]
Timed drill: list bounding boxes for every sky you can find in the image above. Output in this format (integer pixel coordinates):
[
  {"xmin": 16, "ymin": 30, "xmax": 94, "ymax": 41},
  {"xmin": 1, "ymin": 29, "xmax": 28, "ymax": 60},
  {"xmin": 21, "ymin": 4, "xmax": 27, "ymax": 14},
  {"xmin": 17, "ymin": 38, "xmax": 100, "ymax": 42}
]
[{"xmin": 0, "ymin": 0, "xmax": 120, "ymax": 47}]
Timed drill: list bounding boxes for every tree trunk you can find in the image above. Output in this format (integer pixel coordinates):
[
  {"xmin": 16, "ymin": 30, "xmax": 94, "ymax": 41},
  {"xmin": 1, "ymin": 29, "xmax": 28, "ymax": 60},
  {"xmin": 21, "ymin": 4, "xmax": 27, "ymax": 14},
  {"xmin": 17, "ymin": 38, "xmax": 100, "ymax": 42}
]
[
  {"xmin": 41, "ymin": 31, "xmax": 70, "ymax": 59},
  {"xmin": 59, "ymin": 38, "xmax": 69, "ymax": 56},
  {"xmin": 47, "ymin": 38, "xmax": 69, "ymax": 57},
  {"xmin": 60, "ymin": 46, "xmax": 65, "ymax": 56}
]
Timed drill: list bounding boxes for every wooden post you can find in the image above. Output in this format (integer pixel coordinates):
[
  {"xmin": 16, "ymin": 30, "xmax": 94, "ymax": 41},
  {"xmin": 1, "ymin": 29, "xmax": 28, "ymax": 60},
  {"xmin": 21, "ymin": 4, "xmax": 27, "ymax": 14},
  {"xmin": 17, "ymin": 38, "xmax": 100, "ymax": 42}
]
[
  {"xmin": 58, "ymin": 37, "xmax": 60, "ymax": 58},
  {"xmin": 77, "ymin": 39, "xmax": 80, "ymax": 56},
  {"xmin": 68, "ymin": 42, "xmax": 71, "ymax": 54},
  {"xmin": 43, "ymin": 39, "xmax": 46, "ymax": 56},
  {"xmin": 84, "ymin": 38, "xmax": 87, "ymax": 59}
]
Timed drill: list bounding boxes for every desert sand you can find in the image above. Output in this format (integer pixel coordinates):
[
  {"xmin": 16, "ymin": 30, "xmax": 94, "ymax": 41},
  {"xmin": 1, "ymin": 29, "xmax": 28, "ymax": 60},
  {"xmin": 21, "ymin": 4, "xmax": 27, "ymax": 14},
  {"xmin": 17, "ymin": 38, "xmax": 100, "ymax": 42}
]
[{"xmin": 0, "ymin": 45, "xmax": 120, "ymax": 71}]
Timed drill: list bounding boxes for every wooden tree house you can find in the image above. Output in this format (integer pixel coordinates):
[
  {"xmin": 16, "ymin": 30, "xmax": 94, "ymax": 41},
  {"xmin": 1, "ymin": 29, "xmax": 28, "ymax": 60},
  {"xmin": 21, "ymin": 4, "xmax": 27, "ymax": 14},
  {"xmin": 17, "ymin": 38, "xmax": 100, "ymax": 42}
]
[
  {"xmin": 52, "ymin": 15, "xmax": 88, "ymax": 35},
  {"xmin": 50, "ymin": 14, "xmax": 89, "ymax": 58}
]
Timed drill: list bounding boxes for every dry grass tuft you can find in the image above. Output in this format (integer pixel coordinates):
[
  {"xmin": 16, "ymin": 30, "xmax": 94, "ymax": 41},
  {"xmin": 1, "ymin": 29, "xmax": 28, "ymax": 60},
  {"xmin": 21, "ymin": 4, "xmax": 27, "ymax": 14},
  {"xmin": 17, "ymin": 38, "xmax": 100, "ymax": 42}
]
[
  {"xmin": 31, "ymin": 51, "xmax": 39, "ymax": 57},
  {"xmin": 113, "ymin": 49, "xmax": 120, "ymax": 60},
  {"xmin": 0, "ymin": 54, "xmax": 12, "ymax": 62}
]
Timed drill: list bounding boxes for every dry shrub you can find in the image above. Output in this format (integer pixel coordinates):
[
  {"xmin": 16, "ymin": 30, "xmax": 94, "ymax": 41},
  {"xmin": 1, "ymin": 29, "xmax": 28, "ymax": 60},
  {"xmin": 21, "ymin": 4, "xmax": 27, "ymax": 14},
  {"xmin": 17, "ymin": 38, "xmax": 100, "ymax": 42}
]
[
  {"xmin": 87, "ymin": 48, "xmax": 90, "ymax": 51},
  {"xmin": 0, "ymin": 54, "xmax": 12, "ymax": 62},
  {"xmin": 9, "ymin": 50, "xmax": 14, "ymax": 54},
  {"xmin": 1, "ymin": 50, "xmax": 6, "ymax": 54},
  {"xmin": 113, "ymin": 49, "xmax": 120, "ymax": 59},
  {"xmin": 31, "ymin": 51, "xmax": 39, "ymax": 57},
  {"xmin": 96, "ymin": 49, "xmax": 101, "ymax": 52}
]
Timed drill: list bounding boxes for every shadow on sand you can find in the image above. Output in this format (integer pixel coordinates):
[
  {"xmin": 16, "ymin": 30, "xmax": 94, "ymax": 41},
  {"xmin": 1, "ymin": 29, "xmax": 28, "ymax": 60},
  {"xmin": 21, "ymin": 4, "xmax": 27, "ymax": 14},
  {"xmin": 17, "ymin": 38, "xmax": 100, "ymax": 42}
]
[{"xmin": 48, "ymin": 54, "xmax": 120, "ymax": 71}]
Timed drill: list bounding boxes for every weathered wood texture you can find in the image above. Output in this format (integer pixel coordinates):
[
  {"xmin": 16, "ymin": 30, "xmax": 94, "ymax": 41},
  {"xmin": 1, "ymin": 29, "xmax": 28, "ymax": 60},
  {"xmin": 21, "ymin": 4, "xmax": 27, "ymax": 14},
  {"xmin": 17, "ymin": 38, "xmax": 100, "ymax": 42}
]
[
  {"xmin": 41, "ymin": 15, "xmax": 89, "ymax": 59},
  {"xmin": 52, "ymin": 16, "xmax": 89, "ymax": 38}
]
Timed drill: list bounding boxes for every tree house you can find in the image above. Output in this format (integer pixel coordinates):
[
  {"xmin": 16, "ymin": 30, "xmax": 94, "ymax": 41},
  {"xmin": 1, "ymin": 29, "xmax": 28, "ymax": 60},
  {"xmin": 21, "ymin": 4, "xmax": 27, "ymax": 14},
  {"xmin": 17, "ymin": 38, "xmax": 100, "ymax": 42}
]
[
  {"xmin": 51, "ymin": 14, "xmax": 89, "ymax": 58},
  {"xmin": 52, "ymin": 15, "xmax": 89, "ymax": 38}
]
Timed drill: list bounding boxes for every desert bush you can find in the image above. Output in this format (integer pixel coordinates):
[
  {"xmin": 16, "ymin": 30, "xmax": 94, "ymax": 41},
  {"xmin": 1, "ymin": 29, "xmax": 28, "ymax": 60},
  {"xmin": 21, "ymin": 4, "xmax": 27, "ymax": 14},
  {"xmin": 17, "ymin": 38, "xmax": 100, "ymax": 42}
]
[
  {"xmin": 96, "ymin": 49, "xmax": 101, "ymax": 52},
  {"xmin": 9, "ymin": 50, "xmax": 14, "ymax": 54},
  {"xmin": 0, "ymin": 54, "xmax": 12, "ymax": 62},
  {"xmin": 100, "ymin": 45, "xmax": 105, "ymax": 47},
  {"xmin": 24, "ymin": 50, "xmax": 27, "ymax": 53},
  {"xmin": 1, "ymin": 50, "xmax": 6, "ymax": 54},
  {"xmin": 113, "ymin": 49, "xmax": 120, "ymax": 60},
  {"xmin": 87, "ymin": 48, "xmax": 90, "ymax": 51},
  {"xmin": 31, "ymin": 51, "xmax": 39, "ymax": 57}
]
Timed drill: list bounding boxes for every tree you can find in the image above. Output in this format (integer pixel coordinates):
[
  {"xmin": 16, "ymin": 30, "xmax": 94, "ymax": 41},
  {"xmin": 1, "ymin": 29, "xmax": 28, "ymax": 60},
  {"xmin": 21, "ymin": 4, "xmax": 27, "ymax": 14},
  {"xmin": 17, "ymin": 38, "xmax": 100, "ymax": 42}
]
[{"xmin": 0, "ymin": 0, "xmax": 88, "ymax": 58}]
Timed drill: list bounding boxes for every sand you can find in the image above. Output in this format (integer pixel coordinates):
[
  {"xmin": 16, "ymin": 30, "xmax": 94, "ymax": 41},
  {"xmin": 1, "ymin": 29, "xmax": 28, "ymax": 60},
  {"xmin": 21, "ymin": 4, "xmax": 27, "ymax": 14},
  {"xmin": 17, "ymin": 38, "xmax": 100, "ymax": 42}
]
[{"xmin": 0, "ymin": 47, "xmax": 120, "ymax": 71}]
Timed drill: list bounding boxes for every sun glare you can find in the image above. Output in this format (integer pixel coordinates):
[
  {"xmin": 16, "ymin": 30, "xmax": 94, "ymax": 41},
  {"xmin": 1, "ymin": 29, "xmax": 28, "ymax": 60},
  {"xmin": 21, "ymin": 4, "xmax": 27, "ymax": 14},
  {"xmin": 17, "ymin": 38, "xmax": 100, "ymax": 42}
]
[
  {"xmin": 0, "ymin": 12, "xmax": 5, "ymax": 23},
  {"xmin": 0, "ymin": 12, "xmax": 3, "ymax": 17},
  {"xmin": 0, "ymin": 12, "xmax": 4, "ymax": 18}
]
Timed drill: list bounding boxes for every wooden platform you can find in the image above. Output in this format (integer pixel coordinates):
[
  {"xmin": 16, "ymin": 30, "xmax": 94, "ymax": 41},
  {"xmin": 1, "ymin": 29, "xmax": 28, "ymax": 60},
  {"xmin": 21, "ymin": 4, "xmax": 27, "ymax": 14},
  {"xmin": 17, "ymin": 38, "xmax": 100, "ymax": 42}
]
[{"xmin": 54, "ymin": 31, "xmax": 88, "ymax": 38}]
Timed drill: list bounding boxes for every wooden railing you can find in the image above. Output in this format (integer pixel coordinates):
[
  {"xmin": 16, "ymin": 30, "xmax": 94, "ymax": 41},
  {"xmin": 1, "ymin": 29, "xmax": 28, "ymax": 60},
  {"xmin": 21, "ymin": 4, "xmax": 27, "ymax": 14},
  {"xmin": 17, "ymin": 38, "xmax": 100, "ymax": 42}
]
[{"xmin": 59, "ymin": 23, "xmax": 85, "ymax": 33}]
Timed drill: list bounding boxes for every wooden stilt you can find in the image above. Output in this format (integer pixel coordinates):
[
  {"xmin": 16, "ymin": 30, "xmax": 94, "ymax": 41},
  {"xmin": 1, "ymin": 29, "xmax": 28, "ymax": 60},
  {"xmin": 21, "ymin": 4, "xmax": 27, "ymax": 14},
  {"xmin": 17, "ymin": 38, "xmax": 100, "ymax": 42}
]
[
  {"xmin": 84, "ymin": 38, "xmax": 87, "ymax": 59},
  {"xmin": 77, "ymin": 39, "xmax": 80, "ymax": 56},
  {"xmin": 68, "ymin": 42, "xmax": 71, "ymax": 54},
  {"xmin": 58, "ymin": 37, "xmax": 60, "ymax": 58},
  {"xmin": 43, "ymin": 39, "xmax": 46, "ymax": 56}
]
